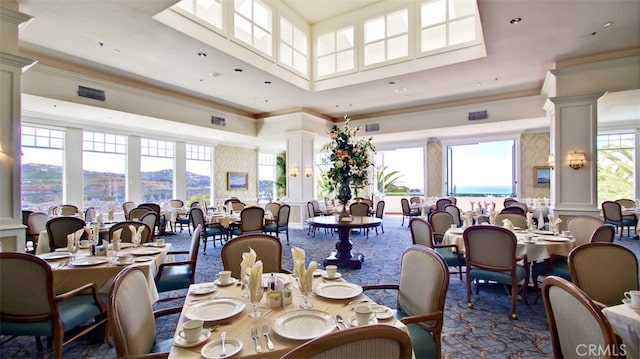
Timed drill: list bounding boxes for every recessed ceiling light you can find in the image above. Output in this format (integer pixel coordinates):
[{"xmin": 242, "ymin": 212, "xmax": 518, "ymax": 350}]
[
  {"xmin": 603, "ymin": 21, "xmax": 613, "ymax": 27},
  {"xmin": 394, "ymin": 87, "xmax": 407, "ymax": 93},
  {"xmin": 113, "ymin": 49, "xmax": 121, "ymax": 54},
  {"xmin": 388, "ymin": 81, "xmax": 396, "ymax": 85},
  {"xmin": 209, "ymin": 72, "xmax": 222, "ymax": 77},
  {"xmin": 197, "ymin": 52, "xmax": 207, "ymax": 57},
  {"xmin": 509, "ymin": 17, "xmax": 522, "ymax": 24}
]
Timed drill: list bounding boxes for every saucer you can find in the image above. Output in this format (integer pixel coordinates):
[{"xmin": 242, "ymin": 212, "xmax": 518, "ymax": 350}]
[
  {"xmin": 214, "ymin": 278, "xmax": 238, "ymax": 286},
  {"xmin": 134, "ymin": 256, "xmax": 154, "ymax": 262},
  {"xmin": 622, "ymin": 298, "xmax": 640, "ymax": 310},
  {"xmin": 369, "ymin": 305, "xmax": 394, "ymax": 320},
  {"xmin": 322, "ymin": 272, "xmax": 342, "ymax": 280},
  {"xmin": 348, "ymin": 315, "xmax": 378, "ymax": 327},
  {"xmin": 173, "ymin": 329, "xmax": 211, "ymax": 348},
  {"xmin": 190, "ymin": 284, "xmax": 217, "ymax": 295},
  {"xmin": 313, "ymin": 269, "xmax": 323, "ymax": 277},
  {"xmin": 115, "ymin": 259, "xmax": 134, "ymax": 266}
]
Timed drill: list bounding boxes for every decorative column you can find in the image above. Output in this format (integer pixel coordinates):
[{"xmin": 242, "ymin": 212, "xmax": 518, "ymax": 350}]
[
  {"xmin": 286, "ymin": 130, "xmax": 315, "ymax": 226},
  {"xmin": 0, "ymin": 1, "xmax": 35, "ymax": 251}
]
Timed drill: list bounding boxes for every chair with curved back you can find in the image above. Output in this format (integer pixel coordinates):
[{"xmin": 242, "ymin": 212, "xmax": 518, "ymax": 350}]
[
  {"xmin": 400, "ymin": 198, "xmax": 421, "ymax": 226},
  {"xmin": 374, "ymin": 200, "xmax": 385, "ymax": 235},
  {"xmin": 265, "ymin": 204, "xmax": 291, "ymax": 244},
  {"xmin": 567, "ymin": 215, "xmax": 605, "ymax": 246},
  {"xmin": 507, "ymin": 201, "xmax": 529, "ymax": 213},
  {"xmin": 363, "ymin": 246, "xmax": 449, "ymax": 359},
  {"xmin": 280, "ymin": 325, "xmax": 413, "ymax": 359},
  {"xmin": 138, "ymin": 203, "xmax": 166, "ymax": 235},
  {"xmin": 189, "ymin": 207, "xmax": 226, "ymax": 254},
  {"xmin": 602, "ymin": 200, "xmax": 637, "ymax": 240},
  {"xmin": 108, "ymin": 221, "xmax": 153, "ymax": 244},
  {"xmin": 84, "ymin": 207, "xmax": 96, "ymax": 223},
  {"xmin": 493, "ymin": 213, "xmax": 527, "ymax": 229},
  {"xmin": 45, "ymin": 216, "xmax": 87, "ymax": 251},
  {"xmin": 499, "ymin": 206, "xmax": 525, "ymax": 215},
  {"xmin": 306, "ymin": 201, "xmax": 318, "ymax": 236},
  {"xmin": 58, "ymin": 204, "xmax": 79, "ymax": 216},
  {"xmin": 542, "ymin": 276, "xmax": 622, "ymax": 359},
  {"xmin": 435, "ymin": 198, "xmax": 452, "ymax": 211},
  {"xmin": 443, "ymin": 204, "xmax": 461, "ymax": 227},
  {"xmin": 410, "ymin": 217, "xmax": 465, "ymax": 280},
  {"xmin": 310, "ymin": 200, "xmax": 323, "ymax": 216},
  {"xmin": 128, "ymin": 207, "xmax": 152, "ymax": 222},
  {"xmin": 139, "ymin": 212, "xmax": 158, "ymax": 242},
  {"xmin": 463, "ymin": 225, "xmax": 529, "ymax": 319},
  {"xmin": 354, "ymin": 197, "xmax": 374, "ymax": 209},
  {"xmin": 0, "ymin": 252, "xmax": 107, "ymax": 359},
  {"xmin": 230, "ymin": 206, "xmax": 265, "ymax": 238},
  {"xmin": 175, "ymin": 201, "xmax": 198, "ymax": 234},
  {"xmin": 27, "ymin": 212, "xmax": 49, "ymax": 253},
  {"xmin": 568, "ymin": 242, "xmax": 639, "ymax": 308},
  {"xmin": 428, "ymin": 211, "xmax": 454, "ymax": 244},
  {"xmin": 122, "ymin": 201, "xmax": 136, "ymax": 220},
  {"xmin": 264, "ymin": 202, "xmax": 281, "ymax": 221},
  {"xmin": 108, "ymin": 266, "xmax": 182, "ymax": 358},
  {"xmin": 503, "ymin": 198, "xmax": 518, "ymax": 207},
  {"xmin": 221, "ymin": 233, "xmax": 289, "ymax": 279},
  {"xmin": 350, "ymin": 202, "xmax": 371, "ymax": 237},
  {"xmin": 155, "ymin": 225, "xmax": 202, "ymax": 301}
]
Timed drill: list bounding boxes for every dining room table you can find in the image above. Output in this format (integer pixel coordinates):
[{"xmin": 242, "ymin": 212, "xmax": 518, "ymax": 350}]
[
  {"xmin": 35, "ymin": 222, "xmax": 117, "ymax": 254},
  {"xmin": 36, "ymin": 241, "xmax": 172, "ymax": 303},
  {"xmin": 306, "ymin": 215, "xmax": 382, "ymax": 269},
  {"xmin": 602, "ymin": 303, "xmax": 640, "ymax": 358},
  {"xmin": 168, "ymin": 273, "xmax": 409, "ymax": 359},
  {"xmin": 442, "ymin": 225, "xmax": 576, "ymax": 263}
]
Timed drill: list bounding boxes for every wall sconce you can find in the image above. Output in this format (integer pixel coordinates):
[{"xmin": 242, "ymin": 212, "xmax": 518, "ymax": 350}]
[
  {"xmin": 547, "ymin": 154, "xmax": 555, "ymax": 170},
  {"xmin": 289, "ymin": 166, "xmax": 299, "ymax": 177},
  {"xmin": 304, "ymin": 166, "xmax": 313, "ymax": 177},
  {"xmin": 567, "ymin": 151, "xmax": 587, "ymax": 170}
]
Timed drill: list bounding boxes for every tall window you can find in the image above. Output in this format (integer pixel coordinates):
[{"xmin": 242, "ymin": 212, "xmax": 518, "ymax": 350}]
[
  {"xmin": 234, "ymin": 0, "xmax": 273, "ymax": 57},
  {"xmin": 258, "ymin": 153, "xmax": 276, "ymax": 202},
  {"xmin": 363, "ymin": 8, "xmax": 409, "ymax": 66},
  {"xmin": 21, "ymin": 125, "xmax": 64, "ymax": 211},
  {"xmin": 186, "ymin": 144, "xmax": 212, "ymax": 205},
  {"xmin": 279, "ymin": 17, "xmax": 308, "ymax": 76},
  {"xmin": 141, "ymin": 138, "xmax": 174, "ymax": 202},
  {"xmin": 446, "ymin": 140, "xmax": 514, "ymax": 196},
  {"xmin": 83, "ymin": 131, "xmax": 126, "ymax": 213},
  {"xmin": 375, "ymin": 147, "xmax": 424, "ymax": 195},
  {"xmin": 597, "ymin": 133, "xmax": 635, "ymax": 204},
  {"xmin": 316, "ymin": 26, "xmax": 354, "ymax": 78},
  {"xmin": 420, "ymin": 0, "xmax": 476, "ymax": 53},
  {"xmin": 176, "ymin": 0, "xmax": 223, "ymax": 31}
]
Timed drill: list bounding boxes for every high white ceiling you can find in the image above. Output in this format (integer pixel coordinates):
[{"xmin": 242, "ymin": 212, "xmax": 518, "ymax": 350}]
[{"xmin": 15, "ymin": 0, "xmax": 640, "ymax": 146}]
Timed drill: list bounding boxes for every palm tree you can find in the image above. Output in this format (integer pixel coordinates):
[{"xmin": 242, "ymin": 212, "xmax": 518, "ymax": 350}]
[{"xmin": 376, "ymin": 166, "xmax": 403, "ymax": 194}]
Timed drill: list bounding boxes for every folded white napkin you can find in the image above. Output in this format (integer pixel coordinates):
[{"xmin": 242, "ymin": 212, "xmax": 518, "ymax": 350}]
[
  {"xmin": 538, "ymin": 211, "xmax": 545, "ymax": 230},
  {"xmin": 470, "ymin": 201, "xmax": 475, "ymax": 212},
  {"xmin": 548, "ymin": 215, "xmax": 562, "ymax": 233},
  {"xmin": 462, "ymin": 213, "xmax": 473, "ymax": 228},
  {"xmin": 502, "ymin": 219, "xmax": 514, "ymax": 231},
  {"xmin": 240, "ymin": 247, "xmax": 257, "ymax": 283},
  {"xmin": 291, "ymin": 247, "xmax": 306, "ymax": 277},
  {"xmin": 67, "ymin": 233, "xmax": 75, "ymax": 252},
  {"xmin": 108, "ymin": 208, "xmax": 114, "ymax": 221},
  {"xmin": 248, "ymin": 260, "xmax": 264, "ymax": 303},
  {"xmin": 112, "ymin": 228, "xmax": 123, "ymax": 251},
  {"xmin": 300, "ymin": 261, "xmax": 317, "ymax": 294},
  {"xmin": 129, "ymin": 225, "xmax": 144, "ymax": 244},
  {"xmin": 526, "ymin": 212, "xmax": 534, "ymax": 229},
  {"xmin": 490, "ymin": 211, "xmax": 498, "ymax": 224},
  {"xmin": 96, "ymin": 213, "xmax": 103, "ymax": 224}
]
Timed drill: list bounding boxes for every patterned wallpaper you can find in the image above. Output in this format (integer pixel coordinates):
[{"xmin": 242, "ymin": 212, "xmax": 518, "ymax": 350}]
[
  {"xmin": 427, "ymin": 140, "xmax": 443, "ymax": 196},
  {"xmin": 214, "ymin": 145, "xmax": 257, "ymax": 203}
]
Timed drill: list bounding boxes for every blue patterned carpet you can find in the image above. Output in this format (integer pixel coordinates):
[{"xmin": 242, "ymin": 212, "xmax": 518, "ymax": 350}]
[{"xmin": 1, "ymin": 215, "xmax": 638, "ymax": 358}]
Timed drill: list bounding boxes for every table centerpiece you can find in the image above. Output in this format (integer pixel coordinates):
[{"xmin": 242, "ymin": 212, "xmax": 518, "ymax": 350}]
[{"xmin": 322, "ymin": 115, "xmax": 375, "ymax": 220}]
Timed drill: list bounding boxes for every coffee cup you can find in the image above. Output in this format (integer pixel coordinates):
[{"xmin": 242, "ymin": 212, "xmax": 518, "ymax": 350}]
[
  {"xmin": 561, "ymin": 230, "xmax": 571, "ymax": 238},
  {"xmin": 325, "ymin": 265, "xmax": 337, "ymax": 278},
  {"xmin": 178, "ymin": 319, "xmax": 203, "ymax": 342},
  {"xmin": 217, "ymin": 270, "xmax": 232, "ymax": 285},
  {"xmin": 117, "ymin": 254, "xmax": 132, "ymax": 264},
  {"xmin": 624, "ymin": 290, "xmax": 640, "ymax": 308},
  {"xmin": 355, "ymin": 306, "xmax": 375, "ymax": 325},
  {"xmin": 450, "ymin": 224, "xmax": 457, "ymax": 230},
  {"xmin": 155, "ymin": 238, "xmax": 165, "ymax": 246}
]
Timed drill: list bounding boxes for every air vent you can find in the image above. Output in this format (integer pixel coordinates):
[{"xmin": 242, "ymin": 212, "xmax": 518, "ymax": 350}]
[
  {"xmin": 211, "ymin": 116, "xmax": 226, "ymax": 127},
  {"xmin": 77, "ymin": 85, "xmax": 105, "ymax": 101},
  {"xmin": 468, "ymin": 111, "xmax": 488, "ymax": 121},
  {"xmin": 365, "ymin": 123, "xmax": 380, "ymax": 132}
]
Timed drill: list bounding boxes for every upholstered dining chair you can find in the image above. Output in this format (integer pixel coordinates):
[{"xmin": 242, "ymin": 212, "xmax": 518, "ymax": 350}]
[
  {"xmin": 499, "ymin": 206, "xmax": 525, "ymax": 215},
  {"xmin": 127, "ymin": 207, "xmax": 152, "ymax": 222},
  {"xmin": 122, "ymin": 201, "xmax": 136, "ymax": 220},
  {"xmin": 229, "ymin": 206, "xmax": 265, "ymax": 238},
  {"xmin": 155, "ymin": 225, "xmax": 202, "ymax": 301},
  {"xmin": 362, "ymin": 246, "xmax": 449, "ymax": 359},
  {"xmin": 435, "ymin": 198, "xmax": 452, "ymax": 211},
  {"xmin": 428, "ymin": 211, "xmax": 454, "ymax": 244},
  {"xmin": 350, "ymin": 202, "xmax": 371, "ymax": 237},
  {"xmin": 264, "ymin": 202, "xmax": 281, "ymax": 221},
  {"xmin": 306, "ymin": 201, "xmax": 318, "ymax": 236},
  {"xmin": 108, "ymin": 266, "xmax": 182, "ymax": 358},
  {"xmin": 280, "ymin": 325, "xmax": 413, "ymax": 359},
  {"xmin": 567, "ymin": 215, "xmax": 605, "ymax": 246},
  {"xmin": 463, "ymin": 225, "xmax": 529, "ymax": 319},
  {"xmin": 108, "ymin": 221, "xmax": 153, "ymax": 244},
  {"xmin": 443, "ymin": 204, "xmax": 462, "ymax": 227},
  {"xmin": 542, "ymin": 276, "xmax": 622, "ymax": 359},
  {"xmin": 175, "ymin": 201, "xmax": 198, "ymax": 234},
  {"xmin": 27, "ymin": 211, "xmax": 49, "ymax": 253},
  {"xmin": 374, "ymin": 200, "xmax": 386, "ymax": 235},
  {"xmin": 84, "ymin": 206, "xmax": 96, "ymax": 223},
  {"xmin": 58, "ymin": 204, "xmax": 79, "ymax": 216},
  {"xmin": 602, "ymin": 200, "xmax": 637, "ymax": 240},
  {"xmin": 139, "ymin": 212, "xmax": 158, "ymax": 242},
  {"xmin": 310, "ymin": 199, "xmax": 323, "ymax": 216},
  {"xmin": 45, "ymin": 216, "xmax": 87, "ymax": 251},
  {"xmin": 409, "ymin": 217, "xmax": 465, "ymax": 280},
  {"xmin": 493, "ymin": 213, "xmax": 527, "ymax": 229},
  {"xmin": 568, "ymin": 242, "xmax": 639, "ymax": 308},
  {"xmin": 189, "ymin": 207, "xmax": 226, "ymax": 254},
  {"xmin": 0, "ymin": 252, "xmax": 107, "ymax": 359},
  {"xmin": 138, "ymin": 203, "xmax": 166, "ymax": 235},
  {"xmin": 221, "ymin": 233, "xmax": 289, "ymax": 279},
  {"xmin": 264, "ymin": 204, "xmax": 290, "ymax": 244},
  {"xmin": 400, "ymin": 198, "xmax": 421, "ymax": 226}
]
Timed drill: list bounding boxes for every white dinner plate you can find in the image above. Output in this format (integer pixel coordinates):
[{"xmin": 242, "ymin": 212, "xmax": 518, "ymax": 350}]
[
  {"xmin": 54, "ymin": 248, "xmax": 71, "ymax": 252},
  {"xmin": 214, "ymin": 278, "xmax": 238, "ymax": 286},
  {"xmin": 534, "ymin": 230, "xmax": 554, "ymax": 235},
  {"xmin": 130, "ymin": 248, "xmax": 162, "ymax": 256},
  {"xmin": 348, "ymin": 315, "xmax": 378, "ymax": 326},
  {"xmin": 142, "ymin": 243, "xmax": 166, "ymax": 248},
  {"xmin": 173, "ymin": 329, "xmax": 211, "ymax": 348},
  {"xmin": 118, "ymin": 242, "xmax": 133, "ymax": 249},
  {"xmin": 541, "ymin": 237, "xmax": 571, "ymax": 242},
  {"xmin": 184, "ymin": 297, "xmax": 245, "ymax": 322},
  {"xmin": 315, "ymin": 282, "xmax": 363, "ymax": 300},
  {"xmin": 369, "ymin": 305, "xmax": 394, "ymax": 320},
  {"xmin": 272, "ymin": 309, "xmax": 336, "ymax": 340},
  {"xmin": 262, "ymin": 273, "xmax": 291, "ymax": 286},
  {"xmin": 200, "ymin": 336, "xmax": 242, "ymax": 359},
  {"xmin": 37, "ymin": 252, "xmax": 72, "ymax": 260},
  {"xmin": 448, "ymin": 229, "xmax": 464, "ymax": 235},
  {"xmin": 190, "ymin": 284, "xmax": 217, "ymax": 295},
  {"xmin": 69, "ymin": 257, "xmax": 109, "ymax": 266},
  {"xmin": 321, "ymin": 271, "xmax": 342, "ymax": 280},
  {"xmin": 134, "ymin": 256, "xmax": 154, "ymax": 262}
]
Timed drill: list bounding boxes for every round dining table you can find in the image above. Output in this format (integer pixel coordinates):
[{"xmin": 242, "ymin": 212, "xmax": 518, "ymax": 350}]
[{"xmin": 307, "ymin": 215, "xmax": 381, "ymax": 269}]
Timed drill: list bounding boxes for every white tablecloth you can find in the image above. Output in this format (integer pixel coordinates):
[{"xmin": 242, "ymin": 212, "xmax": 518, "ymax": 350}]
[{"xmin": 602, "ymin": 304, "xmax": 640, "ymax": 358}]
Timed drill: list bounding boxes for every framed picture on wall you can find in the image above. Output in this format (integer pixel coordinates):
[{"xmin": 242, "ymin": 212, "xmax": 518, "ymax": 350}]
[
  {"xmin": 533, "ymin": 166, "xmax": 551, "ymax": 187},
  {"xmin": 227, "ymin": 172, "xmax": 248, "ymax": 190}
]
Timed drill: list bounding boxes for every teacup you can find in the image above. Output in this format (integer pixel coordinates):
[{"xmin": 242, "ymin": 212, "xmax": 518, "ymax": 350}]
[
  {"xmin": 155, "ymin": 238, "xmax": 165, "ymax": 246},
  {"xmin": 561, "ymin": 230, "xmax": 571, "ymax": 238},
  {"xmin": 325, "ymin": 265, "xmax": 337, "ymax": 278},
  {"xmin": 624, "ymin": 290, "xmax": 640, "ymax": 308},
  {"xmin": 178, "ymin": 319, "xmax": 203, "ymax": 342},
  {"xmin": 450, "ymin": 224, "xmax": 457, "ymax": 230},
  {"xmin": 217, "ymin": 270, "xmax": 232, "ymax": 285},
  {"xmin": 117, "ymin": 254, "xmax": 132, "ymax": 264},
  {"xmin": 355, "ymin": 306, "xmax": 375, "ymax": 326}
]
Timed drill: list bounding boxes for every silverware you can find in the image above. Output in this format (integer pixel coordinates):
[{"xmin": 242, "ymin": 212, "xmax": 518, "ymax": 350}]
[
  {"xmin": 347, "ymin": 298, "xmax": 370, "ymax": 307},
  {"xmin": 262, "ymin": 325, "xmax": 274, "ymax": 351},
  {"xmin": 207, "ymin": 324, "xmax": 221, "ymax": 332},
  {"xmin": 336, "ymin": 314, "xmax": 348, "ymax": 329},
  {"xmin": 219, "ymin": 331, "xmax": 227, "ymax": 357},
  {"xmin": 251, "ymin": 327, "xmax": 263, "ymax": 353}
]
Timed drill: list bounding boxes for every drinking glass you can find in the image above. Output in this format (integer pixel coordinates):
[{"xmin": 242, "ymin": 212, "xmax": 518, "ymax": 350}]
[
  {"xmin": 248, "ymin": 277, "xmax": 264, "ymax": 318},
  {"xmin": 299, "ymin": 279, "xmax": 313, "ymax": 309},
  {"xmin": 68, "ymin": 239, "xmax": 79, "ymax": 259}
]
